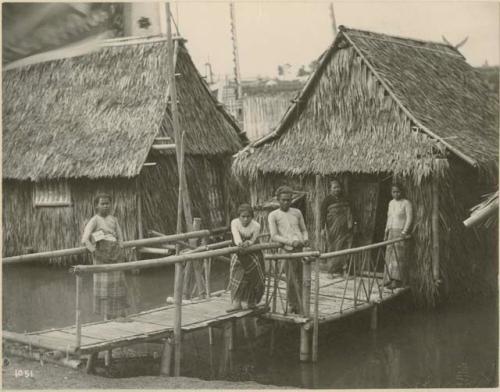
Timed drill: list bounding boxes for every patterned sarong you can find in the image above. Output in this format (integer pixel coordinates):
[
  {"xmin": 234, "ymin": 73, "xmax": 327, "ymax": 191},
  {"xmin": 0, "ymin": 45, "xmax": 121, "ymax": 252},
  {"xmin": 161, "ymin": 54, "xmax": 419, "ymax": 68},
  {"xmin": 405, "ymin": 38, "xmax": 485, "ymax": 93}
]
[
  {"xmin": 93, "ymin": 240, "xmax": 128, "ymax": 317},
  {"xmin": 325, "ymin": 201, "xmax": 353, "ymax": 274},
  {"xmin": 228, "ymin": 249, "xmax": 265, "ymax": 305},
  {"xmin": 384, "ymin": 228, "xmax": 409, "ymax": 283}
]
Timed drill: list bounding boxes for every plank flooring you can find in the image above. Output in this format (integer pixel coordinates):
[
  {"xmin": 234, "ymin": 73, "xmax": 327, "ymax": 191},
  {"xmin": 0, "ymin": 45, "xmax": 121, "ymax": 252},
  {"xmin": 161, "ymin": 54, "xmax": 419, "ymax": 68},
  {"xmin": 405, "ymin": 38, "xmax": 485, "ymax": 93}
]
[{"xmin": 4, "ymin": 271, "xmax": 407, "ymax": 355}]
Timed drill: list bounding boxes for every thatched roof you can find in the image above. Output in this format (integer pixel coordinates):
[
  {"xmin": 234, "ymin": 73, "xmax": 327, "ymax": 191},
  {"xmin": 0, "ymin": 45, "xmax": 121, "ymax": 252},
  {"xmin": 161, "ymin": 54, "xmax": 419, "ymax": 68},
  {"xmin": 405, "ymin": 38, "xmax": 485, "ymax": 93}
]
[
  {"xmin": 3, "ymin": 37, "xmax": 244, "ymax": 181},
  {"xmin": 233, "ymin": 27, "xmax": 498, "ymax": 180}
]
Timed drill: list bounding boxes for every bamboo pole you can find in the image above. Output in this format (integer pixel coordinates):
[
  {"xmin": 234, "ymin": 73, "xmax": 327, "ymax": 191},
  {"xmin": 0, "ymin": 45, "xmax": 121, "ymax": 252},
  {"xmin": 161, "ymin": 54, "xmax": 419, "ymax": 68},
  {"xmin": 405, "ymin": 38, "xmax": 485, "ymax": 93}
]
[
  {"xmin": 160, "ymin": 338, "xmax": 173, "ymax": 376},
  {"xmin": 319, "ymin": 237, "xmax": 408, "ymax": 259},
  {"xmin": 75, "ymin": 275, "xmax": 82, "ymax": 350},
  {"xmin": 166, "ymin": 3, "xmax": 185, "ymax": 377},
  {"xmin": 463, "ymin": 198, "xmax": 499, "ymax": 227},
  {"xmin": 370, "ymin": 304, "xmax": 378, "ymax": 331},
  {"xmin": 300, "ymin": 259, "xmax": 312, "ymax": 362},
  {"xmin": 3, "ymin": 230, "xmax": 210, "ymax": 264},
  {"xmin": 312, "ymin": 174, "xmax": 321, "ymax": 362},
  {"xmin": 136, "ymin": 180, "xmax": 144, "ymax": 240},
  {"xmin": 432, "ymin": 172, "xmax": 440, "ymax": 282},
  {"xmin": 73, "ymin": 243, "xmax": 280, "ymax": 274},
  {"xmin": 202, "ymin": 236, "xmax": 211, "ymax": 297},
  {"xmin": 184, "ymin": 218, "xmax": 205, "ymax": 299},
  {"xmin": 264, "ymin": 251, "xmax": 320, "ymax": 260}
]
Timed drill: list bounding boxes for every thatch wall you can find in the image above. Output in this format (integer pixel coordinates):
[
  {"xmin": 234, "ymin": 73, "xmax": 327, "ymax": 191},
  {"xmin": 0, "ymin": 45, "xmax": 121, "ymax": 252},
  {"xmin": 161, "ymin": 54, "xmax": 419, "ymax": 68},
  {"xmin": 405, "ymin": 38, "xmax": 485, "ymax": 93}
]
[
  {"xmin": 2, "ymin": 178, "xmax": 138, "ymax": 265},
  {"xmin": 242, "ymin": 93, "xmax": 296, "ymax": 141},
  {"xmin": 248, "ymin": 165, "xmax": 496, "ymax": 305},
  {"xmin": 139, "ymin": 154, "xmax": 243, "ymax": 235}
]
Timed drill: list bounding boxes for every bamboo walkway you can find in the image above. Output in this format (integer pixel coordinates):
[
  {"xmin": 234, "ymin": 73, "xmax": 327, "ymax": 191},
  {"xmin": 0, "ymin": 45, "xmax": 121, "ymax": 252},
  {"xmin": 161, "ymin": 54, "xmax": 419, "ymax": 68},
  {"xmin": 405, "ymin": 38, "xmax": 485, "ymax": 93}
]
[
  {"xmin": 263, "ymin": 271, "xmax": 408, "ymax": 325},
  {"xmin": 3, "ymin": 273, "xmax": 407, "ymax": 356},
  {"xmin": 3, "ymin": 291, "xmax": 266, "ymax": 355}
]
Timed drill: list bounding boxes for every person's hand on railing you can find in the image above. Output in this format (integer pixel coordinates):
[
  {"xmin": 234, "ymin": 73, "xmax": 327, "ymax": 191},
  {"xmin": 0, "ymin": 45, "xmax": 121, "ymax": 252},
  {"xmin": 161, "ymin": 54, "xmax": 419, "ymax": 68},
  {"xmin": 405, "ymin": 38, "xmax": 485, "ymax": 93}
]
[
  {"xmin": 401, "ymin": 231, "xmax": 411, "ymax": 239},
  {"xmin": 84, "ymin": 242, "xmax": 96, "ymax": 253}
]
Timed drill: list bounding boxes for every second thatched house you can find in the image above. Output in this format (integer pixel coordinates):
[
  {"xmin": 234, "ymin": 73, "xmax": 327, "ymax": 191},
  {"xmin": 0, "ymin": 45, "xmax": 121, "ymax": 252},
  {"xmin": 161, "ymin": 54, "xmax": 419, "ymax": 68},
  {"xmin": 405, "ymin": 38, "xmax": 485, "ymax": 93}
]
[
  {"xmin": 3, "ymin": 36, "xmax": 246, "ymax": 264},
  {"xmin": 233, "ymin": 27, "xmax": 498, "ymax": 304}
]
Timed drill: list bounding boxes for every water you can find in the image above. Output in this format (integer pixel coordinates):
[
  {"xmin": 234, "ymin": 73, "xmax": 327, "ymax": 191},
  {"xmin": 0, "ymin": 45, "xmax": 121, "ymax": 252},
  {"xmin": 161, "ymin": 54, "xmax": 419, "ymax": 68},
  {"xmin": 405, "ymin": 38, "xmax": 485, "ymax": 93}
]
[{"xmin": 3, "ymin": 265, "xmax": 498, "ymax": 388}]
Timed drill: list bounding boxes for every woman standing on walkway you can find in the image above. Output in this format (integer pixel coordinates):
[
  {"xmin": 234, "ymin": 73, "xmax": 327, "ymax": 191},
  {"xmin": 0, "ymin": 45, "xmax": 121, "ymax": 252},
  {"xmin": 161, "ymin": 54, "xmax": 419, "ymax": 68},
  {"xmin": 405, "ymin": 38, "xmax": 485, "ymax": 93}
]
[
  {"xmin": 321, "ymin": 179, "xmax": 356, "ymax": 277},
  {"xmin": 82, "ymin": 193, "xmax": 129, "ymax": 319},
  {"xmin": 384, "ymin": 183, "xmax": 413, "ymax": 289},
  {"xmin": 227, "ymin": 204, "xmax": 265, "ymax": 312}
]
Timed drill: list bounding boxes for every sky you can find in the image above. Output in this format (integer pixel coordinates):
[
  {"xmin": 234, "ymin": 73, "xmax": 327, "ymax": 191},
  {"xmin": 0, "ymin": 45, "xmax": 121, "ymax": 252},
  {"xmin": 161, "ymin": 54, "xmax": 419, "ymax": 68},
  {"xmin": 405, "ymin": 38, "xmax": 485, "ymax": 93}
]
[{"xmin": 173, "ymin": 1, "xmax": 499, "ymax": 79}]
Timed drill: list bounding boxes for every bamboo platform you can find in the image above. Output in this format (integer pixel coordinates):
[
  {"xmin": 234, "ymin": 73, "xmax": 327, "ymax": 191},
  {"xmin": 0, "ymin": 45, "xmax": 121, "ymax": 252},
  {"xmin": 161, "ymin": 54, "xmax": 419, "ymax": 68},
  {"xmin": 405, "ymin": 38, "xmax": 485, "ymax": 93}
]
[
  {"xmin": 263, "ymin": 270, "xmax": 409, "ymax": 326},
  {"xmin": 2, "ymin": 291, "xmax": 266, "ymax": 355}
]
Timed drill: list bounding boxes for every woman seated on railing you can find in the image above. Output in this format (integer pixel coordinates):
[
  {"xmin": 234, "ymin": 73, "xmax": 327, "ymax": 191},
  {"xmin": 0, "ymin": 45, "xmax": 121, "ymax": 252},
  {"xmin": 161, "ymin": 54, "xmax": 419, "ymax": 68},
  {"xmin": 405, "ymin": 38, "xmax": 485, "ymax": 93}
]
[
  {"xmin": 227, "ymin": 204, "xmax": 266, "ymax": 312},
  {"xmin": 384, "ymin": 183, "xmax": 413, "ymax": 289}
]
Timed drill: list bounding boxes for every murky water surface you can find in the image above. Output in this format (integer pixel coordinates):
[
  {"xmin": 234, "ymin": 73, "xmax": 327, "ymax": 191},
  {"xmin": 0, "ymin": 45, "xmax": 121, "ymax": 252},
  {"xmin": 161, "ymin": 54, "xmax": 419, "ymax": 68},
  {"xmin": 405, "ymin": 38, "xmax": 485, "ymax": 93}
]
[{"xmin": 3, "ymin": 264, "xmax": 498, "ymax": 388}]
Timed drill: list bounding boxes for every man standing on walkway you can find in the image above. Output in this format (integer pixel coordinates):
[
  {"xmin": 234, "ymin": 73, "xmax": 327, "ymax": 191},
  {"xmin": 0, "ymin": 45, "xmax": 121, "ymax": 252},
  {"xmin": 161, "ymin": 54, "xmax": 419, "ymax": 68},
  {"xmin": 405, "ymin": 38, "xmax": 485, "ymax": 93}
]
[{"xmin": 268, "ymin": 186, "xmax": 309, "ymax": 314}]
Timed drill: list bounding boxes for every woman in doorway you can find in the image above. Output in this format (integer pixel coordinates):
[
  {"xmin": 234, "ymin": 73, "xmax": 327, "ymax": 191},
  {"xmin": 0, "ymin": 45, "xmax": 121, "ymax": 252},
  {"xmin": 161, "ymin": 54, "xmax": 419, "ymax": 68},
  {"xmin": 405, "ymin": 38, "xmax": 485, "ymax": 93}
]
[
  {"xmin": 321, "ymin": 179, "xmax": 356, "ymax": 277},
  {"xmin": 384, "ymin": 183, "xmax": 413, "ymax": 289},
  {"xmin": 227, "ymin": 204, "xmax": 265, "ymax": 312}
]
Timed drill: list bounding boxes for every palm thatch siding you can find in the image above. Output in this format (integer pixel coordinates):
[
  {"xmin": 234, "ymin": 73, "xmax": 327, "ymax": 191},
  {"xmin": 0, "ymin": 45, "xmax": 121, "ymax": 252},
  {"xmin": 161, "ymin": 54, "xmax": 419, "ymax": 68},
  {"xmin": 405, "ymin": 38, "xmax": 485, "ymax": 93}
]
[
  {"xmin": 139, "ymin": 154, "xmax": 241, "ymax": 235},
  {"xmin": 233, "ymin": 27, "xmax": 498, "ymax": 305},
  {"xmin": 243, "ymin": 93, "xmax": 296, "ymax": 141},
  {"xmin": 3, "ymin": 38, "xmax": 245, "ymax": 265},
  {"xmin": 2, "ymin": 179, "xmax": 137, "ymax": 265}
]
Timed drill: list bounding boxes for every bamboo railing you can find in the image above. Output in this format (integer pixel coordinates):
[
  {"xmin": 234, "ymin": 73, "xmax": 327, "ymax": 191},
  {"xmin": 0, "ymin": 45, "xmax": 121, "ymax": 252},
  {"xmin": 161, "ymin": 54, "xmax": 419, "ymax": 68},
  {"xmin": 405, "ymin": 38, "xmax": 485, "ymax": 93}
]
[{"xmin": 4, "ymin": 229, "xmax": 409, "ymax": 371}]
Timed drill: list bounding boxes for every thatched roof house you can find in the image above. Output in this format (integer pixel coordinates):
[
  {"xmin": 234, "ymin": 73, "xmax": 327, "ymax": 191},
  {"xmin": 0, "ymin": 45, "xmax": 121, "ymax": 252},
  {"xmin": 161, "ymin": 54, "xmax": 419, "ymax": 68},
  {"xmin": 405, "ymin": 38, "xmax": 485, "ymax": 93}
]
[
  {"xmin": 3, "ymin": 36, "xmax": 246, "ymax": 263},
  {"xmin": 233, "ymin": 27, "xmax": 498, "ymax": 304}
]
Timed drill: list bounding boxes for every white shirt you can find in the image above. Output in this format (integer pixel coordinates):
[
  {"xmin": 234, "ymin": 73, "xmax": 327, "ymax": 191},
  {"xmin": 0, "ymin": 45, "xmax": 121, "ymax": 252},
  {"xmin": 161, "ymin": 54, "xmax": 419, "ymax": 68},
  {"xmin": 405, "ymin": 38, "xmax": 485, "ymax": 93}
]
[
  {"xmin": 386, "ymin": 199, "xmax": 413, "ymax": 232},
  {"xmin": 231, "ymin": 218, "xmax": 261, "ymax": 245}
]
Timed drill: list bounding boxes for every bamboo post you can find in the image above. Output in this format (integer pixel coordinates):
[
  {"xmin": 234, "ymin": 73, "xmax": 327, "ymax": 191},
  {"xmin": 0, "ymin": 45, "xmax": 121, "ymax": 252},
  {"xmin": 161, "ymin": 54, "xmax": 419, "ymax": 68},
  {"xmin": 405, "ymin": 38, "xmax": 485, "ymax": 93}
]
[
  {"xmin": 432, "ymin": 172, "xmax": 440, "ymax": 283},
  {"xmin": 136, "ymin": 180, "xmax": 144, "ymax": 240},
  {"xmin": 75, "ymin": 274, "xmax": 82, "ymax": 350},
  {"xmin": 370, "ymin": 304, "xmax": 378, "ymax": 331},
  {"xmin": 312, "ymin": 174, "xmax": 321, "ymax": 362},
  {"xmin": 166, "ymin": 2, "xmax": 186, "ymax": 377},
  {"xmin": 226, "ymin": 321, "xmax": 235, "ymax": 351},
  {"xmin": 173, "ymin": 260, "xmax": 183, "ymax": 377},
  {"xmin": 202, "ymin": 235, "xmax": 211, "ymax": 297},
  {"xmin": 300, "ymin": 259, "xmax": 311, "ymax": 362},
  {"xmin": 183, "ymin": 218, "xmax": 203, "ymax": 299},
  {"xmin": 160, "ymin": 338, "xmax": 173, "ymax": 376}
]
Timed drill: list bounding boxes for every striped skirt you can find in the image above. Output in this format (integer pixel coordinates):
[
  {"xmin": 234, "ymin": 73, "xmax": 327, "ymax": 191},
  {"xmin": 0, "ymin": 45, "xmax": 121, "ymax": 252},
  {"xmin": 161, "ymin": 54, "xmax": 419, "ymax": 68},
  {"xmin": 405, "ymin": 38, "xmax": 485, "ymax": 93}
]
[
  {"xmin": 93, "ymin": 240, "xmax": 128, "ymax": 317},
  {"xmin": 228, "ymin": 250, "xmax": 265, "ymax": 305}
]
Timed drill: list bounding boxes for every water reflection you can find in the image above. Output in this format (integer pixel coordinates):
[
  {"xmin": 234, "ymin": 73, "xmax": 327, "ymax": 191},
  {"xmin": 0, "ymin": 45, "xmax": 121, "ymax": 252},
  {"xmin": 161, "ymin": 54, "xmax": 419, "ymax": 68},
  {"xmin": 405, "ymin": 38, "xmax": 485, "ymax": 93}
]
[{"xmin": 3, "ymin": 264, "xmax": 497, "ymax": 388}]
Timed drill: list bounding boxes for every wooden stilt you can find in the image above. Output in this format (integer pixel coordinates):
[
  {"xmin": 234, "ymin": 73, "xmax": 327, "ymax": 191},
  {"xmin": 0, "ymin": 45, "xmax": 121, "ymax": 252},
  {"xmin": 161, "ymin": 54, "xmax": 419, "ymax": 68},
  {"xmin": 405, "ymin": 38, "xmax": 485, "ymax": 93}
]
[
  {"xmin": 300, "ymin": 327, "xmax": 311, "ymax": 362},
  {"xmin": 300, "ymin": 259, "xmax": 312, "ymax": 362},
  {"xmin": 432, "ymin": 170, "xmax": 440, "ymax": 283},
  {"xmin": 208, "ymin": 326, "xmax": 214, "ymax": 345},
  {"xmin": 173, "ymin": 261, "xmax": 184, "ymax": 377},
  {"xmin": 269, "ymin": 322, "xmax": 276, "ymax": 356},
  {"xmin": 85, "ymin": 352, "xmax": 97, "ymax": 374},
  {"xmin": 226, "ymin": 320, "xmax": 235, "ymax": 351},
  {"xmin": 103, "ymin": 308, "xmax": 112, "ymax": 367},
  {"xmin": 370, "ymin": 304, "xmax": 378, "ymax": 331},
  {"xmin": 159, "ymin": 338, "xmax": 173, "ymax": 376},
  {"xmin": 75, "ymin": 275, "xmax": 82, "ymax": 350},
  {"xmin": 312, "ymin": 174, "xmax": 321, "ymax": 362}
]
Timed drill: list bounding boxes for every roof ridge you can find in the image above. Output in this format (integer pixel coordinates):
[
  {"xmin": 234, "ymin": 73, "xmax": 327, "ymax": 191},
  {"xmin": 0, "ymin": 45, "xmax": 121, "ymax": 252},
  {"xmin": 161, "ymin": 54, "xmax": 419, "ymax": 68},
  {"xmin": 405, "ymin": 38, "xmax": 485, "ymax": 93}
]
[{"xmin": 339, "ymin": 25, "xmax": 461, "ymax": 54}]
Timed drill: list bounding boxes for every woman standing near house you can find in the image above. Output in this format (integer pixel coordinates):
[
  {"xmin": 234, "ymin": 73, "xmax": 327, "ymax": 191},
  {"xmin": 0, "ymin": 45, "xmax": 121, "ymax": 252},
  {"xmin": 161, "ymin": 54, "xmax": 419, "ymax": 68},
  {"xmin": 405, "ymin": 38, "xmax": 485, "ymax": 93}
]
[
  {"xmin": 384, "ymin": 183, "xmax": 413, "ymax": 289},
  {"xmin": 321, "ymin": 179, "xmax": 357, "ymax": 277},
  {"xmin": 82, "ymin": 193, "xmax": 128, "ymax": 319},
  {"xmin": 227, "ymin": 204, "xmax": 265, "ymax": 312}
]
